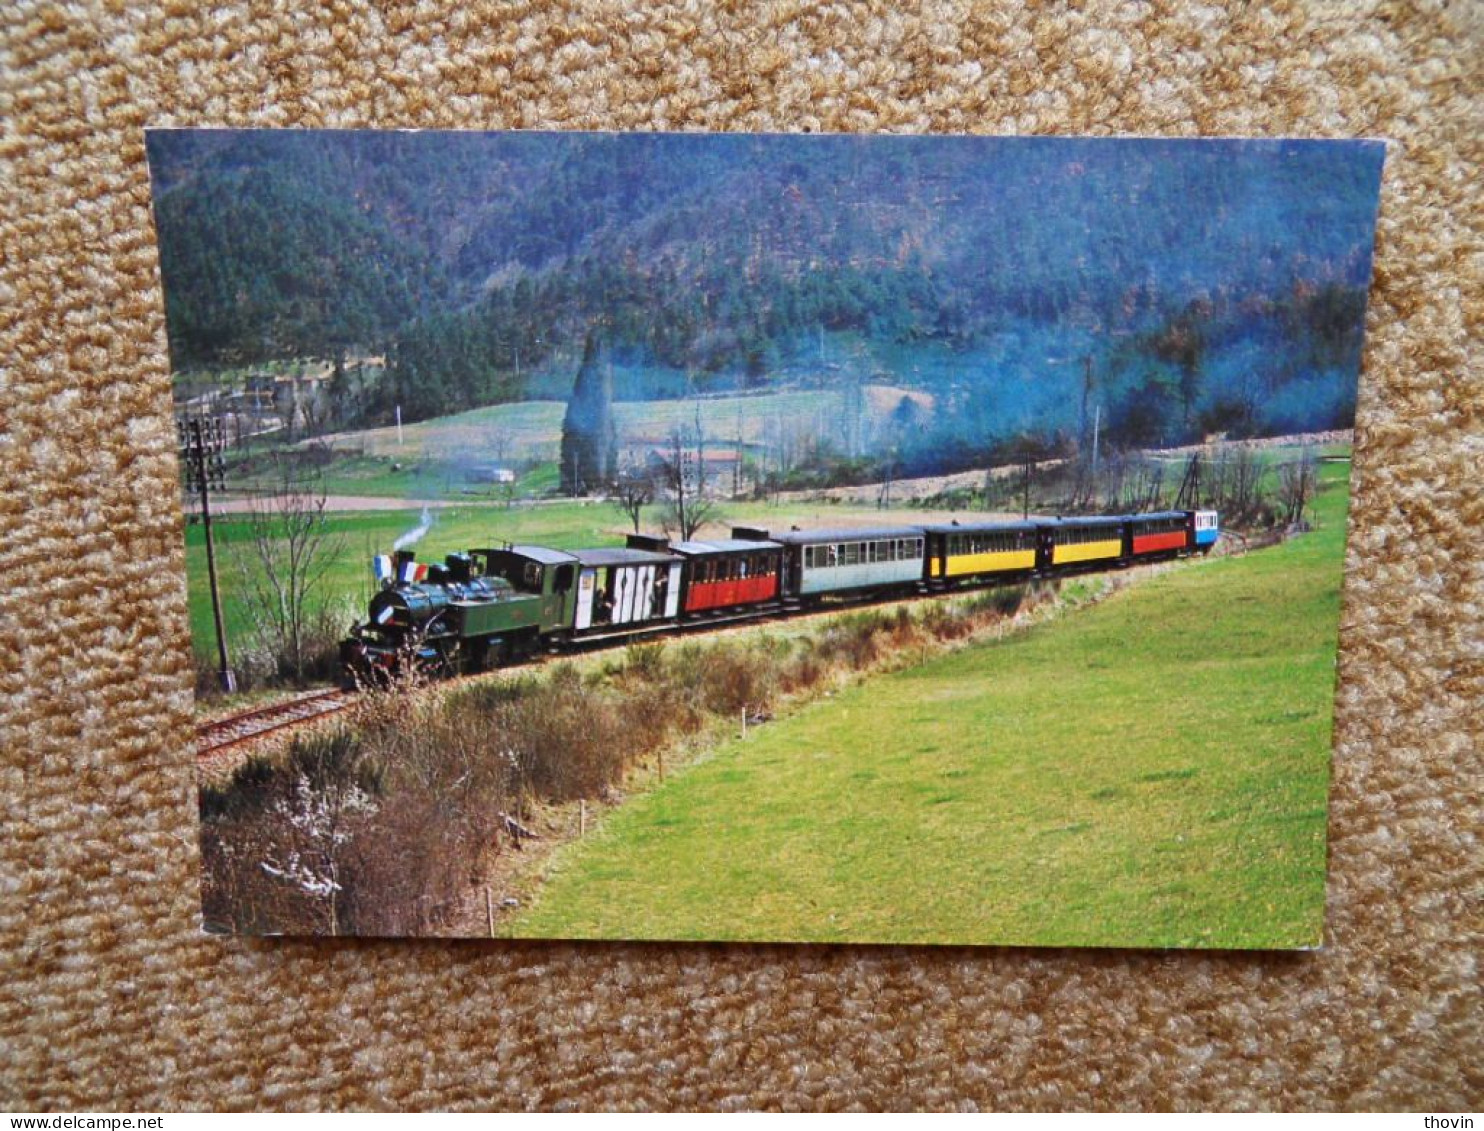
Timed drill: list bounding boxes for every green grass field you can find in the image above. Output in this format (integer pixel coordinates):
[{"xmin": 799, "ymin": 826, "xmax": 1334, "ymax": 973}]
[{"xmin": 509, "ymin": 464, "xmax": 1350, "ymax": 948}]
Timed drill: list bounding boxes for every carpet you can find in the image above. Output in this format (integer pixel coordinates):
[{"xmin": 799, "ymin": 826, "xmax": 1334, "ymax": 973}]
[{"xmin": 1, "ymin": 0, "xmax": 1479, "ymax": 1110}]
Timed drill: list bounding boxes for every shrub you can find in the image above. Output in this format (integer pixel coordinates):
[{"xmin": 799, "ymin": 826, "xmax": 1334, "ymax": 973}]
[
  {"xmin": 622, "ymin": 641, "xmax": 667, "ymax": 683},
  {"xmin": 494, "ymin": 677, "xmax": 637, "ymax": 802},
  {"xmin": 199, "ymin": 727, "xmax": 381, "ymax": 935},
  {"xmin": 814, "ymin": 611, "xmax": 888, "ymax": 668},
  {"xmin": 780, "ymin": 649, "xmax": 826, "ymax": 694}
]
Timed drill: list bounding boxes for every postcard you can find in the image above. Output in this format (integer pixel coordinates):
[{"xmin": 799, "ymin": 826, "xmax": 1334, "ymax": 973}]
[{"xmin": 147, "ymin": 129, "xmax": 1384, "ymax": 945}]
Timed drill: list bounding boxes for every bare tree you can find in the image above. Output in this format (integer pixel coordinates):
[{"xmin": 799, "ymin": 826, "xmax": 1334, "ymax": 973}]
[
  {"xmin": 1227, "ymin": 446, "xmax": 1263, "ymax": 520},
  {"xmin": 612, "ymin": 466, "xmax": 657, "ymax": 533},
  {"xmin": 1007, "ymin": 433, "xmax": 1050, "ymax": 519},
  {"xmin": 656, "ymin": 427, "xmax": 720, "ymax": 541},
  {"xmin": 1276, "ymin": 448, "xmax": 1319, "ymax": 526},
  {"xmin": 233, "ymin": 458, "xmax": 344, "ymax": 683}
]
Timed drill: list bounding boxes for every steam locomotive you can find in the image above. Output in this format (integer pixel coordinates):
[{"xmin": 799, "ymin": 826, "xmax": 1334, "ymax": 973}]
[{"xmin": 340, "ymin": 509, "xmax": 1220, "ymax": 681}]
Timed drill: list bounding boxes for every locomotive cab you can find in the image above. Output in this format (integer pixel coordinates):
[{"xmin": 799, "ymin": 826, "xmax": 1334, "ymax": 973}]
[{"xmin": 473, "ymin": 545, "xmax": 580, "ymax": 632}]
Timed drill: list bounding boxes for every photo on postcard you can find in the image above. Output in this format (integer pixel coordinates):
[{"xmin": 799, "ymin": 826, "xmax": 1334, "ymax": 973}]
[{"xmin": 147, "ymin": 130, "xmax": 1384, "ymax": 945}]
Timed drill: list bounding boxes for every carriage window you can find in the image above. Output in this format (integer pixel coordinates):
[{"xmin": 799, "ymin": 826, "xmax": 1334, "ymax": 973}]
[
  {"xmin": 554, "ymin": 564, "xmax": 574, "ymax": 592},
  {"xmin": 523, "ymin": 562, "xmax": 543, "ymax": 588}
]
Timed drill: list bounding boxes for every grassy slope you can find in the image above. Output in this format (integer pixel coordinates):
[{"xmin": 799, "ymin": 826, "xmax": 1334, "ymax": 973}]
[{"xmin": 511, "ymin": 464, "xmax": 1350, "ymax": 948}]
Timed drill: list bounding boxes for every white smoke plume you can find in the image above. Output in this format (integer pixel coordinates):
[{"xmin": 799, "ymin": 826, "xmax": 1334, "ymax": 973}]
[{"xmin": 392, "ymin": 505, "xmax": 435, "ymax": 552}]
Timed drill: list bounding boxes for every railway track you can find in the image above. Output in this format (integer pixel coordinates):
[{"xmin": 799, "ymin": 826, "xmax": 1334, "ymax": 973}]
[{"xmin": 196, "ymin": 688, "xmax": 354, "ymax": 759}]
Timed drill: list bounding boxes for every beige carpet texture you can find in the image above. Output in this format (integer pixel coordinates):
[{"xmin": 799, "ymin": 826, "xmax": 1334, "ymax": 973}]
[{"xmin": 2, "ymin": 0, "xmax": 1480, "ymax": 1111}]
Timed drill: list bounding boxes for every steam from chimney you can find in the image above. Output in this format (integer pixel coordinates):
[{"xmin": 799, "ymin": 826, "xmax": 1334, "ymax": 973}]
[{"xmin": 393, "ymin": 505, "xmax": 434, "ymax": 552}]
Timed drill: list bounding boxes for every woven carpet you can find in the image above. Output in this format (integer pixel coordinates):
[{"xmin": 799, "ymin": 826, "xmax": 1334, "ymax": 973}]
[{"xmin": 2, "ymin": 0, "xmax": 1479, "ymax": 1111}]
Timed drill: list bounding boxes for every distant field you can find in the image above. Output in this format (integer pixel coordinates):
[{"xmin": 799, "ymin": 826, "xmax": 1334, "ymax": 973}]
[
  {"xmin": 309, "ymin": 384, "xmax": 932, "ymax": 465},
  {"xmin": 510, "ymin": 463, "xmax": 1351, "ymax": 948}
]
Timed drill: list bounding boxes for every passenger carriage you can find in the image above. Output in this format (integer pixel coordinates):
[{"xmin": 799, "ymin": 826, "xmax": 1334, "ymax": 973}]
[
  {"xmin": 628, "ymin": 534, "xmax": 785, "ymax": 616},
  {"xmin": 1039, "ymin": 516, "xmax": 1126, "ymax": 570},
  {"xmin": 1126, "ymin": 511, "xmax": 1191, "ymax": 559},
  {"xmin": 923, "ymin": 520, "xmax": 1039, "ymax": 587},
  {"xmin": 732, "ymin": 524, "xmax": 925, "ymax": 603},
  {"xmin": 1192, "ymin": 510, "xmax": 1220, "ymax": 552}
]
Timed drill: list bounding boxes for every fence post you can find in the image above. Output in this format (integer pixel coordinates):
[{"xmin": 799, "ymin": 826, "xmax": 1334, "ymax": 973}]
[{"xmin": 485, "ymin": 886, "xmax": 495, "ymax": 938}]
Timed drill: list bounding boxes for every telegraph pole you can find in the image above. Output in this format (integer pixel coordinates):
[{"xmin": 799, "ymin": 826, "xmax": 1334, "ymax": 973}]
[{"xmin": 180, "ymin": 418, "xmax": 236, "ymax": 693}]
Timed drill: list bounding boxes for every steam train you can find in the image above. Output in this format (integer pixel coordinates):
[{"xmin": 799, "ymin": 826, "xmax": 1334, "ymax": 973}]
[{"xmin": 340, "ymin": 509, "xmax": 1220, "ymax": 682}]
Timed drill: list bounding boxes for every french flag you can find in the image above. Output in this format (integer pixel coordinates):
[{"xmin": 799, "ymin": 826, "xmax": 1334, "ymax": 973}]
[{"xmin": 373, "ymin": 555, "xmax": 393, "ymax": 585}]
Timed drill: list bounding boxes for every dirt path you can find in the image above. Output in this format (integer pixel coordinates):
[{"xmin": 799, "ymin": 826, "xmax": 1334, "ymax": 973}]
[{"xmin": 209, "ymin": 494, "xmax": 463, "ymax": 514}]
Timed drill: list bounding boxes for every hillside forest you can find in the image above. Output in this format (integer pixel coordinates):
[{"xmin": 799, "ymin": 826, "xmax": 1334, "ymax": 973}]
[{"xmin": 148, "ymin": 131, "xmax": 1384, "ymax": 481}]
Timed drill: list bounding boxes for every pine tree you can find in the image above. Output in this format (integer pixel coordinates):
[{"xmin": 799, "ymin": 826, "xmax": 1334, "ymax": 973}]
[{"xmin": 560, "ymin": 331, "xmax": 618, "ymax": 495}]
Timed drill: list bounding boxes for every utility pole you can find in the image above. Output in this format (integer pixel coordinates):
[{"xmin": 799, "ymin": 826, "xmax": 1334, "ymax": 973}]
[
  {"xmin": 1176, "ymin": 452, "xmax": 1202, "ymax": 510},
  {"xmin": 179, "ymin": 417, "xmax": 235, "ymax": 693},
  {"xmin": 1091, "ymin": 404, "xmax": 1101, "ymax": 484},
  {"xmin": 1079, "ymin": 356, "xmax": 1093, "ymax": 447}
]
